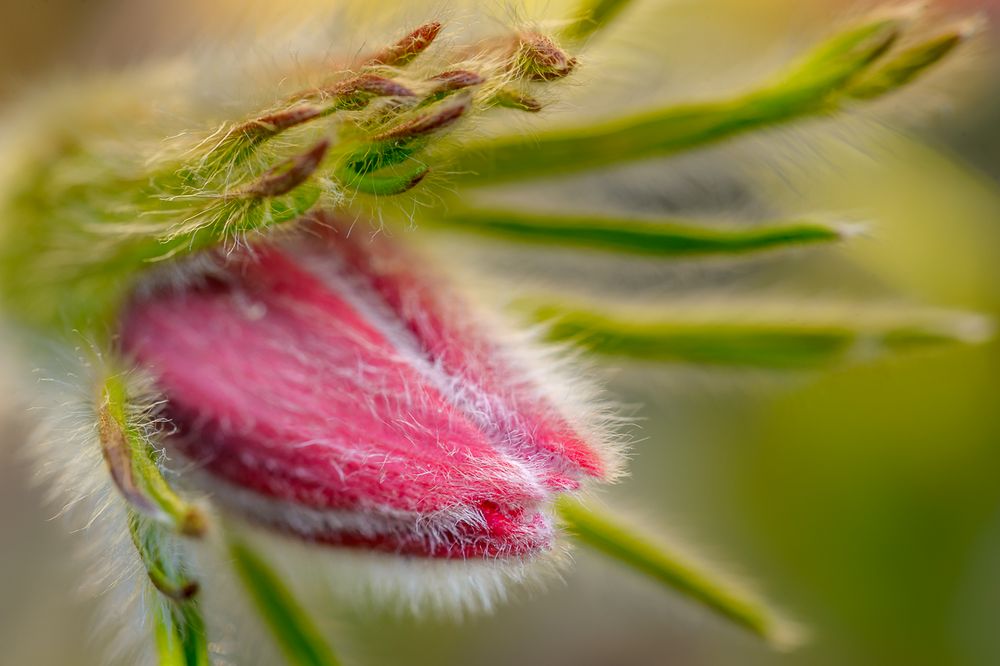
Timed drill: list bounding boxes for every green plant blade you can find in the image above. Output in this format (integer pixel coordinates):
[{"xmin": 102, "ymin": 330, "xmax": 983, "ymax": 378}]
[
  {"xmin": 847, "ymin": 26, "xmax": 973, "ymax": 100},
  {"xmin": 449, "ymin": 11, "xmax": 963, "ymax": 184},
  {"xmin": 562, "ymin": 0, "xmax": 635, "ymax": 42},
  {"xmin": 556, "ymin": 496, "xmax": 796, "ymax": 646},
  {"xmin": 335, "ymin": 160, "xmax": 429, "ymax": 196},
  {"xmin": 522, "ymin": 300, "xmax": 992, "ymax": 368},
  {"xmin": 434, "ymin": 209, "xmax": 851, "ymax": 257},
  {"xmin": 229, "ymin": 538, "xmax": 341, "ymax": 666}
]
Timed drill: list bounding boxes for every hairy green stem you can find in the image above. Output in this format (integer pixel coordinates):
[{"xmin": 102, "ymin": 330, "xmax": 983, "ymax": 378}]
[{"xmin": 101, "ymin": 374, "xmax": 205, "ymax": 535}]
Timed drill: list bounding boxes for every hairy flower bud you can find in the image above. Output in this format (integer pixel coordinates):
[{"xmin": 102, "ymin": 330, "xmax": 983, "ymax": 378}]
[{"xmin": 119, "ymin": 214, "xmax": 615, "ymax": 559}]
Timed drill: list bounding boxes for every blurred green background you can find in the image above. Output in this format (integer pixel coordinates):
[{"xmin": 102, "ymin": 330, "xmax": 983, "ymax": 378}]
[{"xmin": 0, "ymin": 1, "xmax": 998, "ymax": 665}]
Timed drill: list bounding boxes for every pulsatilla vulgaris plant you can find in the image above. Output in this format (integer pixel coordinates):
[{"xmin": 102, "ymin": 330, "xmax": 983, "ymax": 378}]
[{"xmin": 0, "ymin": 1, "xmax": 991, "ymax": 663}]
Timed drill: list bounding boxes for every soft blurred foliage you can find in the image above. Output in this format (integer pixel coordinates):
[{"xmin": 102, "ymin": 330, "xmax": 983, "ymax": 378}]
[{"xmin": 1, "ymin": 1, "xmax": 998, "ymax": 665}]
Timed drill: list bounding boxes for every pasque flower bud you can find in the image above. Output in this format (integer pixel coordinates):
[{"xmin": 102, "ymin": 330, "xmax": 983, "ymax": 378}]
[
  {"xmin": 120, "ymin": 214, "xmax": 613, "ymax": 558},
  {"xmin": 0, "ymin": 1, "xmax": 986, "ymax": 661}
]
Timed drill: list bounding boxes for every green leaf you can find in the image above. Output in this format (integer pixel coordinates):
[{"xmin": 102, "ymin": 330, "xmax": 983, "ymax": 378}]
[
  {"xmin": 229, "ymin": 537, "xmax": 341, "ymax": 666},
  {"xmin": 562, "ymin": 0, "xmax": 634, "ymax": 42},
  {"xmin": 847, "ymin": 25, "xmax": 975, "ymax": 100},
  {"xmin": 448, "ymin": 10, "xmax": 959, "ymax": 184},
  {"xmin": 435, "ymin": 209, "xmax": 853, "ymax": 257},
  {"xmin": 556, "ymin": 496, "xmax": 798, "ymax": 646},
  {"xmin": 336, "ymin": 160, "xmax": 429, "ymax": 196},
  {"xmin": 521, "ymin": 299, "xmax": 993, "ymax": 368}
]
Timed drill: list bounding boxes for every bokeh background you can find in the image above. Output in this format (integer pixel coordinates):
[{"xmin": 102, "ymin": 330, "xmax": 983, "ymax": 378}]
[{"xmin": 1, "ymin": 1, "xmax": 998, "ymax": 665}]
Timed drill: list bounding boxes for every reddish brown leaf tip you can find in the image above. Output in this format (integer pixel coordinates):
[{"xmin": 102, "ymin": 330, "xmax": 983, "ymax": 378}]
[
  {"xmin": 405, "ymin": 167, "xmax": 430, "ymax": 190},
  {"xmin": 98, "ymin": 407, "xmax": 158, "ymax": 516},
  {"xmin": 514, "ymin": 32, "xmax": 577, "ymax": 81},
  {"xmin": 365, "ymin": 21, "xmax": 443, "ymax": 67},
  {"xmin": 243, "ymin": 139, "xmax": 330, "ymax": 198},
  {"xmin": 150, "ymin": 575, "xmax": 201, "ymax": 602},
  {"xmin": 246, "ymin": 104, "xmax": 324, "ymax": 135},
  {"xmin": 430, "ymin": 69, "xmax": 486, "ymax": 93},
  {"xmin": 373, "ymin": 97, "xmax": 470, "ymax": 142},
  {"xmin": 333, "ymin": 73, "xmax": 416, "ymax": 99},
  {"xmin": 359, "ymin": 74, "xmax": 417, "ymax": 97}
]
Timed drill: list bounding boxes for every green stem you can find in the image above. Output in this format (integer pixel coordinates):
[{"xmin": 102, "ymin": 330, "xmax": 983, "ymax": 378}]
[{"xmin": 229, "ymin": 537, "xmax": 342, "ymax": 666}]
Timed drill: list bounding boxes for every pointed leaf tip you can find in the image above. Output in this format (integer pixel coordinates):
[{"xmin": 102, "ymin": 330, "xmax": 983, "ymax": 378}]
[
  {"xmin": 492, "ymin": 88, "xmax": 543, "ymax": 113},
  {"xmin": 430, "ymin": 69, "xmax": 486, "ymax": 93},
  {"xmin": 374, "ymin": 95, "xmax": 471, "ymax": 142},
  {"xmin": 365, "ymin": 21, "xmax": 443, "ymax": 68},
  {"xmin": 847, "ymin": 25, "xmax": 974, "ymax": 100},
  {"xmin": 556, "ymin": 496, "xmax": 802, "ymax": 648},
  {"xmin": 242, "ymin": 139, "xmax": 330, "ymax": 198}
]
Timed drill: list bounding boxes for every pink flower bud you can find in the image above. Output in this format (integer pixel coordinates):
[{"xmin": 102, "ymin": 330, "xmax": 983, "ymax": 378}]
[{"xmin": 119, "ymin": 214, "xmax": 614, "ymax": 559}]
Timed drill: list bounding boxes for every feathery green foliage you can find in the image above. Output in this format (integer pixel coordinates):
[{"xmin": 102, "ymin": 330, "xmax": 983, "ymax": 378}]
[{"xmin": 448, "ymin": 11, "xmax": 964, "ymax": 184}]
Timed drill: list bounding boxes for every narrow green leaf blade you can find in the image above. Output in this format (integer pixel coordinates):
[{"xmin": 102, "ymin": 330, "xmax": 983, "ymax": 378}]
[
  {"xmin": 847, "ymin": 24, "xmax": 976, "ymax": 100},
  {"xmin": 436, "ymin": 209, "xmax": 852, "ymax": 257},
  {"xmin": 557, "ymin": 496, "xmax": 798, "ymax": 646},
  {"xmin": 523, "ymin": 300, "xmax": 992, "ymax": 368},
  {"xmin": 229, "ymin": 538, "xmax": 341, "ymax": 666}
]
